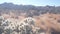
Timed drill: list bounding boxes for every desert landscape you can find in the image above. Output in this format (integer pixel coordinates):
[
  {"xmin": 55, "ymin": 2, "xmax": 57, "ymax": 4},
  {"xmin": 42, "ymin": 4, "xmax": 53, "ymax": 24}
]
[{"xmin": 0, "ymin": 3, "xmax": 60, "ymax": 34}]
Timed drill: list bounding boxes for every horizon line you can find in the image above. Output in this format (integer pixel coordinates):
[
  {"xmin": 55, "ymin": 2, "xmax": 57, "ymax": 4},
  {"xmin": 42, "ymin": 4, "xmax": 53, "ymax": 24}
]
[{"xmin": 0, "ymin": 2, "xmax": 60, "ymax": 7}]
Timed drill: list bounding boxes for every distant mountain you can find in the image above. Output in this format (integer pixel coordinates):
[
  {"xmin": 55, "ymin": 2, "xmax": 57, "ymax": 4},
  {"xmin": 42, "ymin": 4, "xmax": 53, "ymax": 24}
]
[
  {"xmin": 0, "ymin": 2, "xmax": 37, "ymax": 10},
  {"xmin": 0, "ymin": 2, "xmax": 60, "ymax": 16}
]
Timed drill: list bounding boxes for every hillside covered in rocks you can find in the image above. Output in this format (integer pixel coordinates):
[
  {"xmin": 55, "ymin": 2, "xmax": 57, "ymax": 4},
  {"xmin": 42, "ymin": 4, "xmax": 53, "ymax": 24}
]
[{"xmin": 0, "ymin": 3, "xmax": 60, "ymax": 17}]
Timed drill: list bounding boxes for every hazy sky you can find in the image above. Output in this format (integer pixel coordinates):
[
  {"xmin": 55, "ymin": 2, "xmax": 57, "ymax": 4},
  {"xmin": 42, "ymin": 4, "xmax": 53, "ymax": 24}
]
[{"xmin": 0, "ymin": 0, "xmax": 60, "ymax": 6}]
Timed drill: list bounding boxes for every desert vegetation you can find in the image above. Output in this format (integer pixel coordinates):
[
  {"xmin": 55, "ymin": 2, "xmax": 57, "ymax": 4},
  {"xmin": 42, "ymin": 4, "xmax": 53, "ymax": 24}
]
[
  {"xmin": 0, "ymin": 3, "xmax": 60, "ymax": 34},
  {"xmin": 0, "ymin": 13, "xmax": 60, "ymax": 34}
]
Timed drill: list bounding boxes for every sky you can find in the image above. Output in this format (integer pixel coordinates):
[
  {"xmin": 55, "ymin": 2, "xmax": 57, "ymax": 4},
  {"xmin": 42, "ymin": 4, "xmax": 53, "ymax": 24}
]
[{"xmin": 0, "ymin": 0, "xmax": 60, "ymax": 6}]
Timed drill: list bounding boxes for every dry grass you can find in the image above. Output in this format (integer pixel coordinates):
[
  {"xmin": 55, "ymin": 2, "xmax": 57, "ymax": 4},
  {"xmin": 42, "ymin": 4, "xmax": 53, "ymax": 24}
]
[
  {"xmin": 1, "ymin": 13, "xmax": 60, "ymax": 34},
  {"xmin": 34, "ymin": 13, "xmax": 60, "ymax": 34}
]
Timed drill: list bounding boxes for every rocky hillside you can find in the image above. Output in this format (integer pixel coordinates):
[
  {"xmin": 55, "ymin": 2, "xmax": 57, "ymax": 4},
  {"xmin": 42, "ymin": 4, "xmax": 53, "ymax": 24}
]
[{"xmin": 0, "ymin": 2, "xmax": 60, "ymax": 16}]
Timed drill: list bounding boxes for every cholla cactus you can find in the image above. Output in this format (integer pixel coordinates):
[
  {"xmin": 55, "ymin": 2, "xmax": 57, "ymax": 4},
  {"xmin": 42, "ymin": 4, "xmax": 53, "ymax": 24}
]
[
  {"xmin": 0, "ymin": 16, "xmax": 4, "ymax": 26},
  {"xmin": 0, "ymin": 16, "xmax": 13, "ymax": 34},
  {"xmin": 0, "ymin": 16, "xmax": 46, "ymax": 34},
  {"xmin": 17, "ymin": 17, "xmax": 45, "ymax": 34},
  {"xmin": 17, "ymin": 17, "xmax": 35, "ymax": 34},
  {"xmin": 0, "ymin": 16, "xmax": 5, "ymax": 34},
  {"xmin": 21, "ymin": 17, "xmax": 35, "ymax": 25}
]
